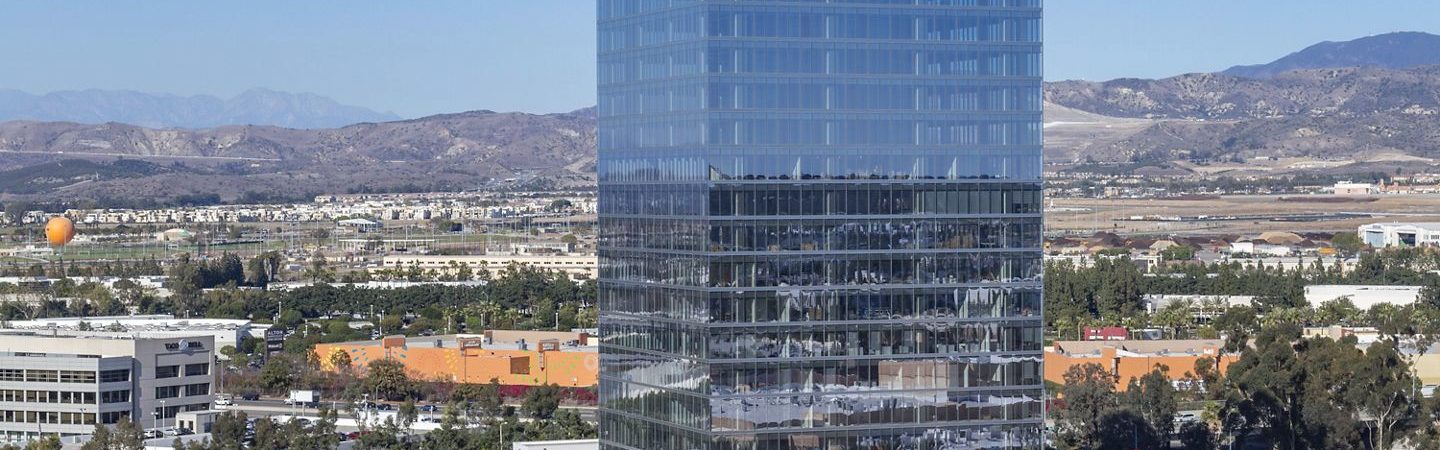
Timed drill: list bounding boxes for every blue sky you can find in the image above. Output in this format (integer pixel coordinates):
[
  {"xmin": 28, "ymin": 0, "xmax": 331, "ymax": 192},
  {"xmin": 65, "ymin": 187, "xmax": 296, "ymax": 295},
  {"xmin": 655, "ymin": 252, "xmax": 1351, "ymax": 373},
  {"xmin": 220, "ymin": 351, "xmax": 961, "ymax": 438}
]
[{"xmin": 2, "ymin": 1, "xmax": 1438, "ymax": 117}]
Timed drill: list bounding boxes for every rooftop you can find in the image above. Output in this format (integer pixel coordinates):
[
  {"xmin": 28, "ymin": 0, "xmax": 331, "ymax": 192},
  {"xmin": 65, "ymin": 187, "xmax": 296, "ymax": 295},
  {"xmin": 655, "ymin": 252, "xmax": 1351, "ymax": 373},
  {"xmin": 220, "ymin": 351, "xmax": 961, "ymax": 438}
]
[{"xmin": 1053, "ymin": 339, "xmax": 1225, "ymax": 357}]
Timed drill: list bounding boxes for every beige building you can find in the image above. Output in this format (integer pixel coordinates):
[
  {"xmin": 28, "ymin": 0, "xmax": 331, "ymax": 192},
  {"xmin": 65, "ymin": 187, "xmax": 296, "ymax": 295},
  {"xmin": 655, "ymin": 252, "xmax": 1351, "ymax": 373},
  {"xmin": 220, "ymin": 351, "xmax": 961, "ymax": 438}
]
[{"xmin": 0, "ymin": 331, "xmax": 214, "ymax": 443}]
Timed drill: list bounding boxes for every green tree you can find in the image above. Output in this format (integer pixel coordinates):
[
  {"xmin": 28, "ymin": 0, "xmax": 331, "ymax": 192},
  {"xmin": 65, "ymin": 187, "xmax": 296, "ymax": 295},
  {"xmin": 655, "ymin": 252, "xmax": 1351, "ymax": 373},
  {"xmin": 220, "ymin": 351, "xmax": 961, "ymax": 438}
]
[
  {"xmin": 1161, "ymin": 244, "xmax": 1197, "ymax": 261},
  {"xmin": 366, "ymin": 359, "xmax": 415, "ymax": 401},
  {"xmin": 1331, "ymin": 231, "xmax": 1365, "ymax": 255},
  {"xmin": 1096, "ymin": 409, "xmax": 1162, "ymax": 450},
  {"xmin": 1054, "ymin": 363, "xmax": 1117, "ymax": 449},
  {"xmin": 329, "ymin": 350, "xmax": 353, "ymax": 371},
  {"xmin": 81, "ymin": 416, "xmax": 144, "ymax": 450},
  {"xmin": 521, "ymin": 384, "xmax": 563, "ymax": 420},
  {"xmin": 1178, "ymin": 422, "xmax": 1216, "ymax": 450},
  {"xmin": 1122, "ymin": 366, "xmax": 1180, "ymax": 444},
  {"xmin": 1352, "ymin": 340, "xmax": 1421, "ymax": 450},
  {"xmin": 260, "ymin": 354, "xmax": 297, "ymax": 393}
]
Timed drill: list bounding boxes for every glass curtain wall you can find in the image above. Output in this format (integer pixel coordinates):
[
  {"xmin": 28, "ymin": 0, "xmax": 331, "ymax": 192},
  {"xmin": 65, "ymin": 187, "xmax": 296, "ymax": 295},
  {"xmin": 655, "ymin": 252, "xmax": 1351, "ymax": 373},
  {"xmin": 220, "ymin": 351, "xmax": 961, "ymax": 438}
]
[{"xmin": 599, "ymin": 1, "xmax": 1044, "ymax": 449}]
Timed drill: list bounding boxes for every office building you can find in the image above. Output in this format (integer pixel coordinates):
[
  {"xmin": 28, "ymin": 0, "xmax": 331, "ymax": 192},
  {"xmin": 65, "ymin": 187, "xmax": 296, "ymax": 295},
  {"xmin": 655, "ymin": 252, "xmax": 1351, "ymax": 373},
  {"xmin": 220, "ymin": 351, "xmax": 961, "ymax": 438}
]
[
  {"xmin": 597, "ymin": 1, "xmax": 1045, "ymax": 449},
  {"xmin": 0, "ymin": 331, "xmax": 215, "ymax": 443}
]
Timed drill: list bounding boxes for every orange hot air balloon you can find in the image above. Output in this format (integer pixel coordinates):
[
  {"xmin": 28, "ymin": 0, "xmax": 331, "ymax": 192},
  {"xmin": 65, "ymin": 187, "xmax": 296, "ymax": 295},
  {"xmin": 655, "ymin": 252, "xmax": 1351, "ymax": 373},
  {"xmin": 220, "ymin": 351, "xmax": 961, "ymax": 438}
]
[{"xmin": 45, "ymin": 216, "xmax": 75, "ymax": 247}]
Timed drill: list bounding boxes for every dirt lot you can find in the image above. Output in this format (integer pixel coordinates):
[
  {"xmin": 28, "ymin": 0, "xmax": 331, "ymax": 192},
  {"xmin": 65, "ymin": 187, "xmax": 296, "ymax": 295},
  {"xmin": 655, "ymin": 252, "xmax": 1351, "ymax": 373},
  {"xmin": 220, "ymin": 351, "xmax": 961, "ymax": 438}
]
[{"xmin": 1047, "ymin": 194, "xmax": 1440, "ymax": 236}]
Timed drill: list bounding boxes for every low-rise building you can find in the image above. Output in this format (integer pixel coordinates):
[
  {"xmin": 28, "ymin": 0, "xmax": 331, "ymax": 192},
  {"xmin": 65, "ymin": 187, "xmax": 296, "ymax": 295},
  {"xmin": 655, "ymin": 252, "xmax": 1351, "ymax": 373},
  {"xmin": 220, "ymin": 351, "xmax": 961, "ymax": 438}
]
[
  {"xmin": 513, "ymin": 439, "xmax": 599, "ymax": 450},
  {"xmin": 1045, "ymin": 339, "xmax": 1238, "ymax": 391},
  {"xmin": 1303, "ymin": 285, "xmax": 1421, "ymax": 310},
  {"xmin": 1359, "ymin": 222, "xmax": 1440, "ymax": 248},
  {"xmin": 4, "ymin": 315, "xmax": 252, "ymax": 355},
  {"xmin": 314, "ymin": 331, "xmax": 597, "ymax": 388},
  {"xmin": 1332, "ymin": 182, "xmax": 1378, "ymax": 195},
  {"xmin": 0, "ymin": 331, "xmax": 214, "ymax": 443},
  {"xmin": 378, "ymin": 255, "xmax": 597, "ymax": 279}
]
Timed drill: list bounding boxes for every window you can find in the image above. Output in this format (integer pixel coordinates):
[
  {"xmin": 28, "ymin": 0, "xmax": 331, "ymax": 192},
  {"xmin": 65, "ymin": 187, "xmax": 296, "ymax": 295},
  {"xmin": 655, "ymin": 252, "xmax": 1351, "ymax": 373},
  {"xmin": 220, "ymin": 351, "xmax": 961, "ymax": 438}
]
[
  {"xmin": 59, "ymin": 370, "xmax": 97, "ymax": 384},
  {"xmin": 100, "ymin": 369, "xmax": 130, "ymax": 383},
  {"xmin": 184, "ymin": 383, "xmax": 209, "ymax": 397},
  {"xmin": 100, "ymin": 411, "xmax": 130, "ymax": 424},
  {"xmin": 0, "ymin": 369, "xmax": 21, "ymax": 382},
  {"xmin": 155, "ymin": 385, "xmax": 180, "ymax": 399},
  {"xmin": 509, "ymin": 356, "xmax": 530, "ymax": 375},
  {"xmin": 156, "ymin": 366, "xmax": 179, "ymax": 379},
  {"xmin": 101, "ymin": 390, "xmax": 131, "ymax": 404},
  {"xmin": 184, "ymin": 363, "xmax": 209, "ymax": 377},
  {"xmin": 57, "ymin": 391, "xmax": 95, "ymax": 404},
  {"xmin": 24, "ymin": 370, "xmax": 57, "ymax": 383}
]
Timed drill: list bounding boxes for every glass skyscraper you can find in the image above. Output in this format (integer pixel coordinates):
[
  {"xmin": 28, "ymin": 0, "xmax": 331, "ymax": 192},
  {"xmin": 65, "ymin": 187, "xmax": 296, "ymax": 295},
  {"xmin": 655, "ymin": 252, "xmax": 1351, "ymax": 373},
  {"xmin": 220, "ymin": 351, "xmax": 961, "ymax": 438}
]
[{"xmin": 597, "ymin": 1, "xmax": 1044, "ymax": 449}]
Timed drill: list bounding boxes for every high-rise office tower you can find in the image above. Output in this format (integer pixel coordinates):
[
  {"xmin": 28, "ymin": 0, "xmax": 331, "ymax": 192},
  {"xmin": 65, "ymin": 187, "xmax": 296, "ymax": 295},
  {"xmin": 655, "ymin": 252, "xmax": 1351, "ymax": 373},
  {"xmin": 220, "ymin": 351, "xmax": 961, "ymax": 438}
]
[{"xmin": 598, "ymin": 1, "xmax": 1044, "ymax": 449}]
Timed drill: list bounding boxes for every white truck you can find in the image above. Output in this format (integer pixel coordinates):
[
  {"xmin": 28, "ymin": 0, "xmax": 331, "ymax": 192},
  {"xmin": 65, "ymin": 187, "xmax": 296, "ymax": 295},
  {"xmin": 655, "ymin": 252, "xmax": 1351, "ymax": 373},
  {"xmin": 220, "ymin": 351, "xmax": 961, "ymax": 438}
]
[{"xmin": 285, "ymin": 390, "xmax": 319, "ymax": 407}]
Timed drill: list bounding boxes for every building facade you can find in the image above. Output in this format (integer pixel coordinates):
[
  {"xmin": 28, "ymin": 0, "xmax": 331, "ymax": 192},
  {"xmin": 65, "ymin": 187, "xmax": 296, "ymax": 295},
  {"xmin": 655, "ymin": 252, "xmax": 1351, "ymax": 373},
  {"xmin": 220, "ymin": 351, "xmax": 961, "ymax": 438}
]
[
  {"xmin": 0, "ymin": 332, "xmax": 214, "ymax": 443},
  {"xmin": 598, "ymin": 1, "xmax": 1044, "ymax": 449},
  {"xmin": 314, "ymin": 332, "xmax": 599, "ymax": 388}
]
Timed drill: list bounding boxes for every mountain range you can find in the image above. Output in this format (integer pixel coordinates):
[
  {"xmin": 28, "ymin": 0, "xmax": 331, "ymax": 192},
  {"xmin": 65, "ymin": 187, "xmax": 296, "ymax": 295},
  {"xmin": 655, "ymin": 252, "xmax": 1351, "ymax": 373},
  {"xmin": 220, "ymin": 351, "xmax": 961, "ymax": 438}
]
[
  {"xmin": 1222, "ymin": 31, "xmax": 1440, "ymax": 79},
  {"xmin": 0, "ymin": 108, "xmax": 596, "ymax": 204},
  {"xmin": 0, "ymin": 88, "xmax": 399, "ymax": 129},
  {"xmin": 4, "ymin": 32, "xmax": 1440, "ymax": 202}
]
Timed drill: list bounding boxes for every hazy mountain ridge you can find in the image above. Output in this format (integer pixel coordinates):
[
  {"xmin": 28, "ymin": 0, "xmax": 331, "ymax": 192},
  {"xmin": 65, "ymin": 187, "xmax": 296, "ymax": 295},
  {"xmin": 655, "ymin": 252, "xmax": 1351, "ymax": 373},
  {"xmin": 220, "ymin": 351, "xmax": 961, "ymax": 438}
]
[
  {"xmin": 0, "ymin": 88, "xmax": 400, "ymax": 129},
  {"xmin": 1222, "ymin": 31, "xmax": 1440, "ymax": 79},
  {"xmin": 1044, "ymin": 32, "xmax": 1440, "ymax": 164},
  {"xmin": 0, "ymin": 108, "xmax": 596, "ymax": 201}
]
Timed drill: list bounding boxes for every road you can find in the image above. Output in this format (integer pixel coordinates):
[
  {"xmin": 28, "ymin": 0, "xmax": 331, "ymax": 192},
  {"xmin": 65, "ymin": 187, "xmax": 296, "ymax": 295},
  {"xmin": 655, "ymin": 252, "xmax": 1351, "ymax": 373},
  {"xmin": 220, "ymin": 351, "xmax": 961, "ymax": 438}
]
[{"xmin": 226, "ymin": 399, "xmax": 597, "ymax": 422}]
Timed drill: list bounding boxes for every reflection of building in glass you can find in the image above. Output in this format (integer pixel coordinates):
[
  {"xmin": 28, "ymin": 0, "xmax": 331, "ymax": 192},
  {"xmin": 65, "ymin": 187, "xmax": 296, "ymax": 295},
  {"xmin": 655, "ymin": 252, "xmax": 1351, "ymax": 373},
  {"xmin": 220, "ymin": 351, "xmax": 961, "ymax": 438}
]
[{"xmin": 597, "ymin": 1, "xmax": 1045, "ymax": 448}]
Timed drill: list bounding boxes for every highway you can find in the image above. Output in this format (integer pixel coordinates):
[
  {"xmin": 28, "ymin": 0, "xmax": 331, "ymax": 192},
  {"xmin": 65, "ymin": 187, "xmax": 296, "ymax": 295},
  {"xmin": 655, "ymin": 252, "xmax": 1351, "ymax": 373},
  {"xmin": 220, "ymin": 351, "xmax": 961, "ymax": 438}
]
[{"xmin": 224, "ymin": 398, "xmax": 598, "ymax": 422}]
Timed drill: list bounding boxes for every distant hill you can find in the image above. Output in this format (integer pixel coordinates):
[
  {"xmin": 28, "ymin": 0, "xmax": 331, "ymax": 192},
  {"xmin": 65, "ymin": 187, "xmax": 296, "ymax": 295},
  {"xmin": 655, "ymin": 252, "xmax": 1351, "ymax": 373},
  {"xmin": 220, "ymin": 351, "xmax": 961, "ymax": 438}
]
[
  {"xmin": 0, "ymin": 88, "xmax": 400, "ymax": 129},
  {"xmin": 1222, "ymin": 32, "xmax": 1440, "ymax": 79},
  {"xmin": 0, "ymin": 108, "xmax": 596, "ymax": 203},
  {"xmin": 1044, "ymin": 65, "xmax": 1440, "ymax": 163}
]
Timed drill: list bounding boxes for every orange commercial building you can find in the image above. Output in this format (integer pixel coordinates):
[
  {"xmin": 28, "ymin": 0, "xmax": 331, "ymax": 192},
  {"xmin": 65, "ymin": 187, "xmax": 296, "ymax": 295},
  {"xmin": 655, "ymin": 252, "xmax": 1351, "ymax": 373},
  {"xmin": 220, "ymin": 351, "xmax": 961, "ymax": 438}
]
[
  {"xmin": 314, "ymin": 330, "xmax": 598, "ymax": 388},
  {"xmin": 1044, "ymin": 339, "xmax": 1238, "ymax": 391}
]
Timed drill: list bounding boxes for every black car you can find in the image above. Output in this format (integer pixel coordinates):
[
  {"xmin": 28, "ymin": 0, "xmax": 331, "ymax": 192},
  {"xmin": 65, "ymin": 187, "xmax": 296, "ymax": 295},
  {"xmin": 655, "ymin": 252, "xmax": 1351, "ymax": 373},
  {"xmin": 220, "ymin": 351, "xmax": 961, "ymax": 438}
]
[{"xmin": 240, "ymin": 393, "xmax": 260, "ymax": 401}]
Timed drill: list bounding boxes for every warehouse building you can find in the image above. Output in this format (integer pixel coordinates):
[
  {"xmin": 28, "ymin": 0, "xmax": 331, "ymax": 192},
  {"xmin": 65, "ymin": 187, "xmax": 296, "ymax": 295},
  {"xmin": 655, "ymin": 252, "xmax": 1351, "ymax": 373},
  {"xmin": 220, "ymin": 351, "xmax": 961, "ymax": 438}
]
[{"xmin": 314, "ymin": 330, "xmax": 597, "ymax": 387}]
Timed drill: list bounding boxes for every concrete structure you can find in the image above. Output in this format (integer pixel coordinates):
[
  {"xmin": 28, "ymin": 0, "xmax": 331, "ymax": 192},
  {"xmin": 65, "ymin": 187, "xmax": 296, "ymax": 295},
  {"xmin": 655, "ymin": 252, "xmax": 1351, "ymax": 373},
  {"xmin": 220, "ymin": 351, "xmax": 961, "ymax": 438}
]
[
  {"xmin": 1304, "ymin": 326, "xmax": 1383, "ymax": 345},
  {"xmin": 1143, "ymin": 294, "xmax": 1256, "ymax": 317},
  {"xmin": 4, "ymin": 315, "xmax": 252, "ymax": 354},
  {"xmin": 153, "ymin": 229, "xmax": 194, "ymax": 243},
  {"xmin": 1045, "ymin": 340, "xmax": 1237, "ymax": 391},
  {"xmin": 1228, "ymin": 240, "xmax": 1292, "ymax": 257},
  {"xmin": 1332, "ymin": 182, "xmax": 1378, "ymax": 195},
  {"xmin": 336, "ymin": 238, "xmax": 436, "ymax": 253},
  {"xmin": 378, "ymin": 255, "xmax": 597, "ymax": 279},
  {"xmin": 313, "ymin": 331, "xmax": 597, "ymax": 387},
  {"xmin": 173, "ymin": 409, "xmax": 222, "ymax": 434},
  {"xmin": 513, "ymin": 439, "xmax": 599, "ymax": 450},
  {"xmin": 336, "ymin": 218, "xmax": 382, "ymax": 233},
  {"xmin": 1359, "ymin": 222, "xmax": 1440, "ymax": 248},
  {"xmin": 0, "ymin": 331, "xmax": 214, "ymax": 443},
  {"xmin": 1304, "ymin": 285, "xmax": 1421, "ymax": 310}
]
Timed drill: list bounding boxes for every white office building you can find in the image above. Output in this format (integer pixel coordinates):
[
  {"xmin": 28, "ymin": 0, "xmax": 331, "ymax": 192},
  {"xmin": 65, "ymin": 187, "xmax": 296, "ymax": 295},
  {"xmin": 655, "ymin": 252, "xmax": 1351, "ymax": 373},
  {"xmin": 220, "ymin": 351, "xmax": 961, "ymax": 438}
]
[
  {"xmin": 0, "ymin": 331, "xmax": 214, "ymax": 444},
  {"xmin": 4, "ymin": 315, "xmax": 251, "ymax": 355}
]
